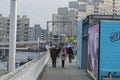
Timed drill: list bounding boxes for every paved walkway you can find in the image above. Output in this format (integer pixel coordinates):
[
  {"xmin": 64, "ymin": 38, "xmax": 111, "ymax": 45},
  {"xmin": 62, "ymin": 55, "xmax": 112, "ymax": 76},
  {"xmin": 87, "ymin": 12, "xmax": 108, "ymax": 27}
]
[{"xmin": 38, "ymin": 57, "xmax": 91, "ymax": 80}]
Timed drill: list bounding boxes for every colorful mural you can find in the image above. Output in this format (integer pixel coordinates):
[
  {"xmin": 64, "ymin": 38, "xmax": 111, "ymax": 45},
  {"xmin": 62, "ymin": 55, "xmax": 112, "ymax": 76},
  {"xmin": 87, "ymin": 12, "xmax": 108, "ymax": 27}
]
[{"xmin": 87, "ymin": 24, "xmax": 99, "ymax": 80}]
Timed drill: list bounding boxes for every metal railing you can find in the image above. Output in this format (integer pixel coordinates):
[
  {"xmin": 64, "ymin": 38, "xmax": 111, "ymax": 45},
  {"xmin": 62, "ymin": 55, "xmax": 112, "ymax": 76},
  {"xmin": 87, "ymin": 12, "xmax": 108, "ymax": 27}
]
[
  {"xmin": 0, "ymin": 41, "xmax": 47, "ymax": 45},
  {"xmin": 0, "ymin": 51, "xmax": 50, "ymax": 80}
]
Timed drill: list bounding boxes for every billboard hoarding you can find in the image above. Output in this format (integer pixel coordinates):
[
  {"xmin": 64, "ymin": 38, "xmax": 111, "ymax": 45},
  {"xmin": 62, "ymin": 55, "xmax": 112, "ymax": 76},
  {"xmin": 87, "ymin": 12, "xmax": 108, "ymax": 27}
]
[{"xmin": 87, "ymin": 24, "xmax": 99, "ymax": 80}]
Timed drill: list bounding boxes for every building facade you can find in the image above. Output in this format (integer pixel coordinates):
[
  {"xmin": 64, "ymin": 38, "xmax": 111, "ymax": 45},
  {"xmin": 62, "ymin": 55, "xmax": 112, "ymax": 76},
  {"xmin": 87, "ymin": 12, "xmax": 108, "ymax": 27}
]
[
  {"xmin": 52, "ymin": 1, "xmax": 94, "ymax": 39},
  {"xmin": 52, "ymin": 0, "xmax": 120, "ymax": 42},
  {"xmin": 52, "ymin": 14, "xmax": 68, "ymax": 42},
  {"xmin": 67, "ymin": 8, "xmax": 78, "ymax": 38},
  {"xmin": 112, "ymin": 0, "xmax": 120, "ymax": 15},
  {"xmin": 17, "ymin": 15, "xmax": 29, "ymax": 41},
  {"xmin": 78, "ymin": 0, "xmax": 102, "ymax": 3},
  {"xmin": 29, "ymin": 24, "xmax": 41, "ymax": 41},
  {"xmin": 76, "ymin": 0, "xmax": 120, "ymax": 20},
  {"xmin": 0, "ymin": 14, "xmax": 29, "ymax": 43},
  {"xmin": 76, "ymin": 4, "xmax": 94, "ymax": 20},
  {"xmin": 41, "ymin": 29, "xmax": 47, "ymax": 40},
  {"xmin": 29, "ymin": 24, "xmax": 47, "ymax": 41},
  {"xmin": 52, "ymin": 7, "xmax": 78, "ymax": 39}
]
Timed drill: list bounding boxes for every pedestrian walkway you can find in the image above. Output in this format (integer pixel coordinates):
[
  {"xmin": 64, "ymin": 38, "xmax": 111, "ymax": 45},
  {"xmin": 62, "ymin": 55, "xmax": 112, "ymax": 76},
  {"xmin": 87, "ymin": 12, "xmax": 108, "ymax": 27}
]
[{"xmin": 38, "ymin": 57, "xmax": 91, "ymax": 80}]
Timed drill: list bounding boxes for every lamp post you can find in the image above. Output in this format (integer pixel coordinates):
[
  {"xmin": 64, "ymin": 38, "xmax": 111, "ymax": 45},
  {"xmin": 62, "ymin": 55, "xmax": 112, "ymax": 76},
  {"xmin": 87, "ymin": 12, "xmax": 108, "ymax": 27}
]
[
  {"xmin": 38, "ymin": 37, "xmax": 39, "ymax": 51},
  {"xmin": 9, "ymin": 0, "xmax": 17, "ymax": 72},
  {"xmin": 3, "ymin": 36, "xmax": 6, "ymax": 58},
  {"xmin": 47, "ymin": 22, "xmax": 53, "ymax": 45},
  {"xmin": 1, "ymin": 36, "xmax": 6, "ymax": 60}
]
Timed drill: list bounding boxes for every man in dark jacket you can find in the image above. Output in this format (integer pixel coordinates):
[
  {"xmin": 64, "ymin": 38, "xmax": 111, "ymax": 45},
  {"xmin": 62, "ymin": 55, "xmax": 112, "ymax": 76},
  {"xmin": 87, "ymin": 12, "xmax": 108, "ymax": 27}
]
[{"xmin": 50, "ymin": 47, "xmax": 58, "ymax": 68}]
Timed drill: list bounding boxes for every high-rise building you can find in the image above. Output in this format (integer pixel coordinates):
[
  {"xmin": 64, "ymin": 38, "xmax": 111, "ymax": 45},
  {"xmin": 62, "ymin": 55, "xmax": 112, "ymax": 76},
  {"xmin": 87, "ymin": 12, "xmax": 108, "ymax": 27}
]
[
  {"xmin": 29, "ymin": 24, "xmax": 47, "ymax": 41},
  {"xmin": 94, "ymin": 0, "xmax": 113, "ymax": 15},
  {"xmin": 93, "ymin": 0, "xmax": 120, "ymax": 15},
  {"xmin": 76, "ymin": 0, "xmax": 120, "ymax": 20},
  {"xmin": 31, "ymin": 24, "xmax": 42, "ymax": 41},
  {"xmin": 78, "ymin": 0, "xmax": 88, "ymax": 2},
  {"xmin": 0, "ymin": 14, "xmax": 29, "ymax": 42},
  {"xmin": 41, "ymin": 29, "xmax": 47, "ymax": 40},
  {"xmin": 17, "ymin": 15, "xmax": 29, "ymax": 41},
  {"xmin": 52, "ymin": 7, "xmax": 77, "ymax": 38},
  {"xmin": 58, "ymin": 7, "xmax": 70, "ymax": 37},
  {"xmin": 78, "ymin": 0, "xmax": 102, "ymax": 3},
  {"xmin": 113, "ymin": 0, "xmax": 120, "ymax": 15},
  {"xmin": 52, "ymin": 0, "xmax": 120, "ymax": 40},
  {"xmin": 0, "ymin": 14, "xmax": 9, "ymax": 42},
  {"xmin": 52, "ymin": 3, "xmax": 84, "ymax": 39},
  {"xmin": 69, "ymin": 1, "xmax": 81, "ymax": 10},
  {"xmin": 29, "ymin": 27, "xmax": 33, "ymax": 41},
  {"xmin": 58, "ymin": 7, "xmax": 68, "ymax": 15},
  {"xmin": 52, "ymin": 13, "xmax": 69, "ymax": 41},
  {"xmin": 67, "ymin": 8, "xmax": 78, "ymax": 38}
]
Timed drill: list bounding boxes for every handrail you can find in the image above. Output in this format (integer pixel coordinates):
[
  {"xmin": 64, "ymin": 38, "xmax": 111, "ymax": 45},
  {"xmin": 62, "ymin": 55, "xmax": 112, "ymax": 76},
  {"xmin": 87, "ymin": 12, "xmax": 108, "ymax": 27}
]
[{"xmin": 0, "ymin": 51, "xmax": 50, "ymax": 80}]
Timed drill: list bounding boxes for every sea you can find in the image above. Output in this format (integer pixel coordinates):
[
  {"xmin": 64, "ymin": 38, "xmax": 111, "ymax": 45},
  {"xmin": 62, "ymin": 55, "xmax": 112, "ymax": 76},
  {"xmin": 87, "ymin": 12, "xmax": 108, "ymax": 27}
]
[{"xmin": 0, "ymin": 51, "xmax": 41, "ymax": 75}]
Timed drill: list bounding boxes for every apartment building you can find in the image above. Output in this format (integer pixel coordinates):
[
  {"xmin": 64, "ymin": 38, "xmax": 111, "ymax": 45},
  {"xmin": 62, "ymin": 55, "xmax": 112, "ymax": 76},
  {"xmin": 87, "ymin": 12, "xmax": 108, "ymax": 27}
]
[
  {"xmin": 30, "ymin": 24, "xmax": 42, "ymax": 41},
  {"xmin": 0, "ymin": 14, "xmax": 9, "ymax": 42},
  {"xmin": 52, "ymin": 14, "xmax": 67, "ymax": 41},
  {"xmin": 67, "ymin": 8, "xmax": 78, "ymax": 38},
  {"xmin": 29, "ymin": 24, "xmax": 47, "ymax": 41},
  {"xmin": 78, "ymin": 0, "xmax": 102, "ymax": 3},
  {"xmin": 52, "ymin": 14, "xmax": 66, "ymax": 36},
  {"xmin": 76, "ymin": 0, "xmax": 120, "ymax": 21},
  {"xmin": 94, "ymin": 0, "xmax": 113, "ymax": 15},
  {"xmin": 41, "ymin": 29, "xmax": 47, "ymax": 40},
  {"xmin": 17, "ymin": 15, "xmax": 29, "ymax": 41},
  {"xmin": 113, "ymin": 0, "xmax": 120, "ymax": 15},
  {"xmin": 0, "ymin": 14, "xmax": 29, "ymax": 42},
  {"xmin": 28, "ymin": 27, "xmax": 33, "ymax": 41},
  {"xmin": 52, "ymin": 7, "xmax": 77, "ymax": 38},
  {"xmin": 52, "ymin": 0, "xmax": 120, "ymax": 40},
  {"xmin": 93, "ymin": 0, "xmax": 120, "ymax": 15}
]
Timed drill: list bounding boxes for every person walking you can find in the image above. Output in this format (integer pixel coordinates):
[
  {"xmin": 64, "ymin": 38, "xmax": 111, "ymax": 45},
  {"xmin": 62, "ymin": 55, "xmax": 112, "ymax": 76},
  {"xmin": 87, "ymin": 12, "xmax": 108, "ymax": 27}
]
[
  {"xmin": 68, "ymin": 47, "xmax": 74, "ymax": 63},
  {"xmin": 65, "ymin": 46, "xmax": 69, "ymax": 56},
  {"xmin": 49, "ymin": 47, "xmax": 53, "ymax": 57},
  {"xmin": 60, "ymin": 48, "xmax": 66, "ymax": 68},
  {"xmin": 50, "ymin": 46, "xmax": 58, "ymax": 68}
]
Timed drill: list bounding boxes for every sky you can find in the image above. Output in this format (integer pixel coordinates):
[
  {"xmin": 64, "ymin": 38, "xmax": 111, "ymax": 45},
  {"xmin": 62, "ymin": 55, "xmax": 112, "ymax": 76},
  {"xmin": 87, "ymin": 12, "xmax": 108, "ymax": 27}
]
[{"xmin": 0, "ymin": 0, "xmax": 76, "ymax": 29}]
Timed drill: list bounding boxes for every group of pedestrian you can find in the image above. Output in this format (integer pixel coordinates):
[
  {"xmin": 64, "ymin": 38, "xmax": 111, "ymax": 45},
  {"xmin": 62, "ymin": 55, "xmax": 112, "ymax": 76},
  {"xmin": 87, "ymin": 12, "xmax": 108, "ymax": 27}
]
[{"xmin": 49, "ymin": 44, "xmax": 75, "ymax": 68}]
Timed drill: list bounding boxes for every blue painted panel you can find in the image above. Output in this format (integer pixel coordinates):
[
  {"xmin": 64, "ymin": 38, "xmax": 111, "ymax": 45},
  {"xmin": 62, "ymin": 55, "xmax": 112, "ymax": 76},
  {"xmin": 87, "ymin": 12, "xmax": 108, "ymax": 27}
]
[
  {"xmin": 100, "ymin": 20, "xmax": 120, "ymax": 80},
  {"xmin": 76, "ymin": 19, "xmax": 83, "ymax": 68}
]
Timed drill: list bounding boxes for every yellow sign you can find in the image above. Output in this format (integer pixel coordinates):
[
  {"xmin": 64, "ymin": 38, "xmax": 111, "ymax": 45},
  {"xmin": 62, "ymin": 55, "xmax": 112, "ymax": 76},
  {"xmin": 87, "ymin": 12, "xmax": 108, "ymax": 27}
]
[{"xmin": 65, "ymin": 38, "xmax": 77, "ymax": 43}]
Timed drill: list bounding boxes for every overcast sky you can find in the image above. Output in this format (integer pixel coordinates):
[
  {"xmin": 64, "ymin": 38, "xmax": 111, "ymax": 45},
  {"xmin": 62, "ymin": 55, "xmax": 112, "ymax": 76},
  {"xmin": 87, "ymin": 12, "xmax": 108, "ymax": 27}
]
[{"xmin": 0, "ymin": 0, "xmax": 76, "ymax": 29}]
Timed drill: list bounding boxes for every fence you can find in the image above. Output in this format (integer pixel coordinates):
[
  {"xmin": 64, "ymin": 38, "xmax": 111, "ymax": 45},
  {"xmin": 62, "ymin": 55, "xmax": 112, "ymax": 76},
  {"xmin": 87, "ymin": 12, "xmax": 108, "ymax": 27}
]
[{"xmin": 0, "ymin": 51, "xmax": 50, "ymax": 80}]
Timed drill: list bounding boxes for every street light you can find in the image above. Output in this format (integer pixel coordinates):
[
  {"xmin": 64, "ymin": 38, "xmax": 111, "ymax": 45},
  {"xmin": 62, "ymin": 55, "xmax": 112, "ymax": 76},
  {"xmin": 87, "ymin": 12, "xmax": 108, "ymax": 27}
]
[
  {"xmin": 1, "ymin": 36, "xmax": 6, "ymax": 60},
  {"xmin": 47, "ymin": 22, "xmax": 53, "ymax": 45},
  {"xmin": 3, "ymin": 36, "xmax": 6, "ymax": 58},
  {"xmin": 38, "ymin": 37, "xmax": 39, "ymax": 51},
  {"xmin": 9, "ymin": 0, "xmax": 17, "ymax": 72}
]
